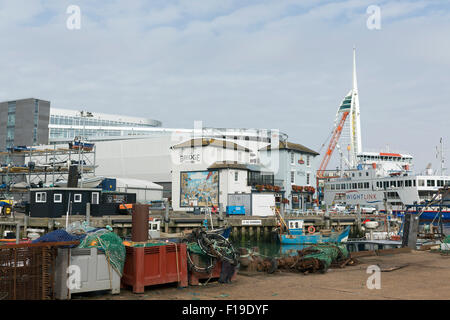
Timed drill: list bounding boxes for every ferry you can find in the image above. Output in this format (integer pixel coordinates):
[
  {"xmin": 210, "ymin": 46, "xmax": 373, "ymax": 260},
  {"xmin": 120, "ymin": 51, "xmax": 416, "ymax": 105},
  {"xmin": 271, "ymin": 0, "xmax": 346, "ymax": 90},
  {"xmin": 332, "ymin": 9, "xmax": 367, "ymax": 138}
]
[
  {"xmin": 317, "ymin": 49, "xmax": 449, "ymax": 221},
  {"xmin": 322, "ymin": 152, "xmax": 450, "ymax": 221}
]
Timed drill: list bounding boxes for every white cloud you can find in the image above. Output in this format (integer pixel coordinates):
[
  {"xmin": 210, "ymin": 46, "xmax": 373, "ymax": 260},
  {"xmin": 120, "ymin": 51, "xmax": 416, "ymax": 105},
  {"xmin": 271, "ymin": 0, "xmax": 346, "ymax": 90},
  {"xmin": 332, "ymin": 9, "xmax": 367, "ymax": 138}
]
[{"xmin": 0, "ymin": 0, "xmax": 448, "ymax": 170}]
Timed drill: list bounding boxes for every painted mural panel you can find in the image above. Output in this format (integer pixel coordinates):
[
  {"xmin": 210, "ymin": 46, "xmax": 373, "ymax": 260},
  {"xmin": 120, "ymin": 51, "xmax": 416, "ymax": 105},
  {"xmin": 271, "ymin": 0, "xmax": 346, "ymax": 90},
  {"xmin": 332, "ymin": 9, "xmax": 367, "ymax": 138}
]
[{"xmin": 180, "ymin": 171, "xmax": 219, "ymax": 207}]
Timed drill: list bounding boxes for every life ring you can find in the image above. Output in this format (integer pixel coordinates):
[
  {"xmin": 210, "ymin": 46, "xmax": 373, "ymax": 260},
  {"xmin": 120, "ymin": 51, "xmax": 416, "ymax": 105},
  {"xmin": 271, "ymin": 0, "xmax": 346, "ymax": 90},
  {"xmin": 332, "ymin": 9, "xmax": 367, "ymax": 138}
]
[{"xmin": 307, "ymin": 226, "xmax": 315, "ymax": 234}]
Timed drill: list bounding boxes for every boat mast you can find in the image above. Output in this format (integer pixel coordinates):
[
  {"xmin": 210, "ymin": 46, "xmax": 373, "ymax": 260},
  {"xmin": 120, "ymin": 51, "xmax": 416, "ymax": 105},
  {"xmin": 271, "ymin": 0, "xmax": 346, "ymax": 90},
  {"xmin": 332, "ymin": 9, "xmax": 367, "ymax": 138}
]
[{"xmin": 437, "ymin": 137, "xmax": 446, "ymax": 175}]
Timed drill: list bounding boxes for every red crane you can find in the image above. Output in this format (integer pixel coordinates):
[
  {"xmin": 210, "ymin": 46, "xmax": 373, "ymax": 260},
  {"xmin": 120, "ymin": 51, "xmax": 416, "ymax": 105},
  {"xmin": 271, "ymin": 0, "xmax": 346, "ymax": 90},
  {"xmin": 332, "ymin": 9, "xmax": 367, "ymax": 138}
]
[{"xmin": 316, "ymin": 111, "xmax": 349, "ymax": 199}]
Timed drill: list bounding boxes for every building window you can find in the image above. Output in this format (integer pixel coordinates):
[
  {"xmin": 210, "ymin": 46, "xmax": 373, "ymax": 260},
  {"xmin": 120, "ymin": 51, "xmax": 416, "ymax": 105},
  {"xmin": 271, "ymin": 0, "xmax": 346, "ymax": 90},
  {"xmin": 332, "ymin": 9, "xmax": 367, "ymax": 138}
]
[
  {"xmin": 418, "ymin": 180, "xmax": 424, "ymax": 187},
  {"xmin": 74, "ymin": 194, "xmax": 82, "ymax": 203},
  {"xmin": 36, "ymin": 192, "xmax": 47, "ymax": 203},
  {"xmin": 291, "ymin": 171, "xmax": 295, "ymax": 184},
  {"xmin": 306, "ymin": 173, "xmax": 310, "ymax": 185},
  {"xmin": 91, "ymin": 192, "xmax": 99, "ymax": 205},
  {"xmin": 234, "ymin": 171, "xmax": 239, "ymax": 182},
  {"xmin": 306, "ymin": 155, "xmax": 310, "ymax": 166},
  {"xmin": 33, "ymin": 99, "xmax": 39, "ymax": 144},
  {"xmin": 427, "ymin": 180, "xmax": 435, "ymax": 187},
  {"xmin": 290, "ymin": 152, "xmax": 294, "ymax": 164},
  {"xmin": 54, "ymin": 194, "xmax": 62, "ymax": 203}
]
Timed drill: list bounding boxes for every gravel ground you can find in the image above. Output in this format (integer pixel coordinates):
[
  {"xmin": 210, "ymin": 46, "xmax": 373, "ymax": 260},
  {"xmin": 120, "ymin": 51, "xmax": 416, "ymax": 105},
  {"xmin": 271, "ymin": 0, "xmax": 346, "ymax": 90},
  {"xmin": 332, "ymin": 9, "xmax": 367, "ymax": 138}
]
[{"xmin": 76, "ymin": 251, "xmax": 450, "ymax": 300}]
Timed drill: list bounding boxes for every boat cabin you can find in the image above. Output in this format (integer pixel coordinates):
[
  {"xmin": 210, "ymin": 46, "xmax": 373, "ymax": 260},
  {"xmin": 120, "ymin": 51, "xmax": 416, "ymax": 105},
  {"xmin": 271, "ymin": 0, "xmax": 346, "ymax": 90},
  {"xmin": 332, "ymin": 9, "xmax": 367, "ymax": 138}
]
[
  {"xmin": 287, "ymin": 219, "xmax": 304, "ymax": 235},
  {"xmin": 148, "ymin": 218, "xmax": 161, "ymax": 239}
]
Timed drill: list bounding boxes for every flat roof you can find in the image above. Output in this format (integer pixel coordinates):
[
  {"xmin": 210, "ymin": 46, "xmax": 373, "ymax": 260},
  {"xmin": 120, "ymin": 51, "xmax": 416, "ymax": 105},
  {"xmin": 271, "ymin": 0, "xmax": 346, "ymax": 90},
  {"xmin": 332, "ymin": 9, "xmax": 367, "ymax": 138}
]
[{"xmin": 30, "ymin": 187, "xmax": 102, "ymax": 192}]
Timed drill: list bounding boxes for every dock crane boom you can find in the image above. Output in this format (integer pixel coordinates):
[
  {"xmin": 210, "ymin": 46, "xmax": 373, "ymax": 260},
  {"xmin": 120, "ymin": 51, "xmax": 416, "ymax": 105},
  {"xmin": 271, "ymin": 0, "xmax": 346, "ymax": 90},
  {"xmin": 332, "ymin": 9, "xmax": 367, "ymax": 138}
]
[{"xmin": 317, "ymin": 111, "xmax": 349, "ymax": 179}]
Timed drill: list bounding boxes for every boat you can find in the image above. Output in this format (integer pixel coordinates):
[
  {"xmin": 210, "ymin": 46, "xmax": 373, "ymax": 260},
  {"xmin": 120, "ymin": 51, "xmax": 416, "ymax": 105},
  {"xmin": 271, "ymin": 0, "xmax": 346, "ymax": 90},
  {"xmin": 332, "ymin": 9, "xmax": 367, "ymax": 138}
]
[
  {"xmin": 53, "ymin": 176, "xmax": 105, "ymax": 188},
  {"xmin": 278, "ymin": 219, "xmax": 350, "ymax": 245},
  {"xmin": 69, "ymin": 137, "xmax": 95, "ymax": 151},
  {"xmin": 317, "ymin": 50, "xmax": 450, "ymax": 220},
  {"xmin": 322, "ymin": 158, "xmax": 450, "ymax": 221}
]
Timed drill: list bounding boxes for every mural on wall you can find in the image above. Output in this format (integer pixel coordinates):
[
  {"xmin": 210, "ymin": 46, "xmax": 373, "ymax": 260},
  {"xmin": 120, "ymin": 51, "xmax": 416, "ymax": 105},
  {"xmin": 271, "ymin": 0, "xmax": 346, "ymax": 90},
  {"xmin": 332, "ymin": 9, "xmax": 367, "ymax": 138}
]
[{"xmin": 180, "ymin": 171, "xmax": 219, "ymax": 207}]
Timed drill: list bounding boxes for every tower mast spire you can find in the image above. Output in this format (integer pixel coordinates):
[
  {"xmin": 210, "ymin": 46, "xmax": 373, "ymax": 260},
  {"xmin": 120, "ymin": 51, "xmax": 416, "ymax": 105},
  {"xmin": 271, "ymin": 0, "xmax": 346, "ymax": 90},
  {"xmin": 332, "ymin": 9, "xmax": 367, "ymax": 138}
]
[{"xmin": 353, "ymin": 46, "xmax": 358, "ymax": 91}]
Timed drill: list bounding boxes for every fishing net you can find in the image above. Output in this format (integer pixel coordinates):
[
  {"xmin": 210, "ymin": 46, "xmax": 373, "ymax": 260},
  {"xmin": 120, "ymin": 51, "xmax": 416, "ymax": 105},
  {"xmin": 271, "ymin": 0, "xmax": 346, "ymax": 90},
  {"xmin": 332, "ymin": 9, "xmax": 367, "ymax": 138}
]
[
  {"xmin": 32, "ymin": 229, "xmax": 85, "ymax": 247},
  {"xmin": 443, "ymin": 236, "xmax": 450, "ymax": 244},
  {"xmin": 78, "ymin": 229, "xmax": 125, "ymax": 276},
  {"xmin": 301, "ymin": 244, "xmax": 349, "ymax": 270},
  {"xmin": 187, "ymin": 242, "xmax": 206, "ymax": 255}
]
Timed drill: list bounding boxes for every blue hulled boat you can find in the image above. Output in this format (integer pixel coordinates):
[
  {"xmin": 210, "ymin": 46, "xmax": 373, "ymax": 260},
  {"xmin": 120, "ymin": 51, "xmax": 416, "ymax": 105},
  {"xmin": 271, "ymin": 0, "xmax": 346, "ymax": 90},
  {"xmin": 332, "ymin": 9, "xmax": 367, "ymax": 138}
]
[{"xmin": 278, "ymin": 219, "xmax": 350, "ymax": 245}]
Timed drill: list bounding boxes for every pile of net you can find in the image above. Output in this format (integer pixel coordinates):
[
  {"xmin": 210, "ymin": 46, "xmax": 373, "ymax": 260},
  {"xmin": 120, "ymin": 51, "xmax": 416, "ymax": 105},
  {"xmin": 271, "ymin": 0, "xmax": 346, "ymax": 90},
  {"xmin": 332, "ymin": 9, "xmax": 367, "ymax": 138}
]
[
  {"xmin": 32, "ymin": 229, "xmax": 85, "ymax": 247},
  {"xmin": 78, "ymin": 229, "xmax": 126, "ymax": 276},
  {"xmin": 249, "ymin": 244, "xmax": 354, "ymax": 274},
  {"xmin": 183, "ymin": 228, "xmax": 239, "ymax": 278}
]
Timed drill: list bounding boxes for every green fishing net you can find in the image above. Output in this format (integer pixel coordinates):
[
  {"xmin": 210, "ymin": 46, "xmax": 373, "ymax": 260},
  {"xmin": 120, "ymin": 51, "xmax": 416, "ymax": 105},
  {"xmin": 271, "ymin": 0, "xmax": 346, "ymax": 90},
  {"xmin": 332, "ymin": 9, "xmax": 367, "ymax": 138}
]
[
  {"xmin": 79, "ymin": 229, "xmax": 126, "ymax": 276},
  {"xmin": 302, "ymin": 244, "xmax": 349, "ymax": 270}
]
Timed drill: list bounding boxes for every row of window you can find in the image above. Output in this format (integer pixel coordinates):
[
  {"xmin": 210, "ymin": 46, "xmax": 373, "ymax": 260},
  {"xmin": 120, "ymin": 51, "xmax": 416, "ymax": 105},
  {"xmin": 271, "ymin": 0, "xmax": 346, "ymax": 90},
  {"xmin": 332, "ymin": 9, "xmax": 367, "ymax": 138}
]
[
  {"xmin": 418, "ymin": 179, "xmax": 450, "ymax": 187},
  {"xmin": 330, "ymin": 182, "xmax": 371, "ymax": 190},
  {"xmin": 35, "ymin": 192, "xmax": 99, "ymax": 204},
  {"xmin": 49, "ymin": 128, "xmax": 154, "ymax": 139},
  {"xmin": 357, "ymin": 155, "xmax": 413, "ymax": 163},
  {"xmin": 33, "ymin": 100, "xmax": 39, "ymax": 144},
  {"xmin": 290, "ymin": 152, "xmax": 310, "ymax": 166},
  {"xmin": 50, "ymin": 115, "xmax": 157, "ymax": 128},
  {"xmin": 6, "ymin": 102, "xmax": 16, "ymax": 146},
  {"xmin": 327, "ymin": 179, "xmax": 450, "ymax": 190}
]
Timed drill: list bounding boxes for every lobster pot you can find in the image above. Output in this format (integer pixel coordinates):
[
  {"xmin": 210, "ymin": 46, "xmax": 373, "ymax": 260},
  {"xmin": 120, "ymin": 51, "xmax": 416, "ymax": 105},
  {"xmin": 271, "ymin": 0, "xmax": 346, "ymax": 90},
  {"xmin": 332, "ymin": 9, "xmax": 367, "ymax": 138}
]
[
  {"xmin": 54, "ymin": 248, "xmax": 120, "ymax": 300},
  {"xmin": 121, "ymin": 243, "xmax": 188, "ymax": 293},
  {"xmin": 0, "ymin": 242, "xmax": 68, "ymax": 300}
]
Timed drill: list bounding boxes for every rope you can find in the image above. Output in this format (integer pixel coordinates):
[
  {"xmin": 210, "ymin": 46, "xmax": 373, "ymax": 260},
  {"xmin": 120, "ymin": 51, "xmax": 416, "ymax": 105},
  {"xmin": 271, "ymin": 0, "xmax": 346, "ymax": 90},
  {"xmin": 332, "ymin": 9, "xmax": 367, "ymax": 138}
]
[{"xmin": 168, "ymin": 242, "xmax": 180, "ymax": 285}]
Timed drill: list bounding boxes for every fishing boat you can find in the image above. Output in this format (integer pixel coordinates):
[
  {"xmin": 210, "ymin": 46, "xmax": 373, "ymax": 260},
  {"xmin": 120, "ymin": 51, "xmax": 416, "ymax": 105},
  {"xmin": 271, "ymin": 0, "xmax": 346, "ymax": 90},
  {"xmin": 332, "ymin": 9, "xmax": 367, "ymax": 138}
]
[
  {"xmin": 278, "ymin": 219, "xmax": 350, "ymax": 245},
  {"xmin": 68, "ymin": 137, "xmax": 95, "ymax": 151}
]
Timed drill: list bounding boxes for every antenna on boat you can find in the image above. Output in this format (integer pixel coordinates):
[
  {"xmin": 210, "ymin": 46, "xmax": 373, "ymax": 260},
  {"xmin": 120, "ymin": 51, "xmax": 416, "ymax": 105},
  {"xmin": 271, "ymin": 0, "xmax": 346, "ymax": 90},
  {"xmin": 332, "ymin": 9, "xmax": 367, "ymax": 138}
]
[{"xmin": 436, "ymin": 137, "xmax": 446, "ymax": 175}]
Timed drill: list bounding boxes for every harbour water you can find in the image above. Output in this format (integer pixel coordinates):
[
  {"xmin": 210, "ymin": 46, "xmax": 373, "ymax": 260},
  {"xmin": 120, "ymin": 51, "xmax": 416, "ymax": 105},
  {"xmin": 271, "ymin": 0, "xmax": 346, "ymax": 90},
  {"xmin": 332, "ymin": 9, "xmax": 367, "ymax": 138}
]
[{"xmin": 230, "ymin": 234, "xmax": 348, "ymax": 259}]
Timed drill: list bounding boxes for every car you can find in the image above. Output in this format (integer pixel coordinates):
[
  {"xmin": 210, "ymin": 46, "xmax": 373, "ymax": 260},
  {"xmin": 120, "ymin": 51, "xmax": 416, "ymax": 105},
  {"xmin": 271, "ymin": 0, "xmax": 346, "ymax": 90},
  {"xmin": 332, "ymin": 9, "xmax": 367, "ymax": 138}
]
[
  {"xmin": 330, "ymin": 204, "xmax": 346, "ymax": 212},
  {"xmin": 361, "ymin": 207, "xmax": 377, "ymax": 214}
]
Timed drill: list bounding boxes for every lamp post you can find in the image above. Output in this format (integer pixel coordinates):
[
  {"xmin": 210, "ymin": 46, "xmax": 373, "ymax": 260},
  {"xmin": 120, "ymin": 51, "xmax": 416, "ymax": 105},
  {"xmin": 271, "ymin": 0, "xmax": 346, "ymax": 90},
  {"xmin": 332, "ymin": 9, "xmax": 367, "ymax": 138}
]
[{"xmin": 79, "ymin": 110, "xmax": 93, "ymax": 188}]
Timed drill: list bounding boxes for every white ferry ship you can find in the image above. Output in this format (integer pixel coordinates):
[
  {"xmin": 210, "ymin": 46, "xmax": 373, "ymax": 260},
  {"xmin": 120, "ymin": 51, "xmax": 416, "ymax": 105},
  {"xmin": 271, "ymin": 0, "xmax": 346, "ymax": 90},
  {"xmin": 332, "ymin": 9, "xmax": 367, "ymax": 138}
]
[
  {"xmin": 317, "ymin": 49, "xmax": 449, "ymax": 220},
  {"xmin": 322, "ymin": 152, "xmax": 450, "ymax": 218}
]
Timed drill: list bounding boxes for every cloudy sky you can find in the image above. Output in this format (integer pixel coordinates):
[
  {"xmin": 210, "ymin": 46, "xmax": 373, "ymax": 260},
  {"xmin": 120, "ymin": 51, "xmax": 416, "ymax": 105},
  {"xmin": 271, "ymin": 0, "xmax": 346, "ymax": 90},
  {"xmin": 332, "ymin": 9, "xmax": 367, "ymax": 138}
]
[{"xmin": 0, "ymin": 0, "xmax": 449, "ymax": 172}]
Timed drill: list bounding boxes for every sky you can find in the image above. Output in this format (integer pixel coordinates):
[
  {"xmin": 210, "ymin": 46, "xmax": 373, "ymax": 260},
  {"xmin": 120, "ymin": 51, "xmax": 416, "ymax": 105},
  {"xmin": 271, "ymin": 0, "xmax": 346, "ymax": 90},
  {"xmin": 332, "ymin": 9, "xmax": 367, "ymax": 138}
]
[{"xmin": 0, "ymin": 0, "xmax": 449, "ymax": 173}]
